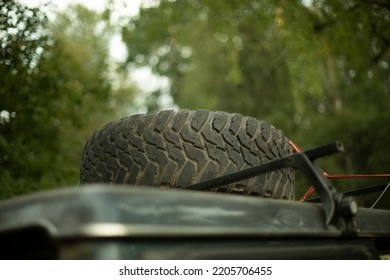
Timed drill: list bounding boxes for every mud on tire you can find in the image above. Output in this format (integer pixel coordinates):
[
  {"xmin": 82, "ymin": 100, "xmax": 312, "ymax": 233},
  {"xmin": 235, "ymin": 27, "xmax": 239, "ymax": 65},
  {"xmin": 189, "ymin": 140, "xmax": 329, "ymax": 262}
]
[{"xmin": 80, "ymin": 109, "xmax": 295, "ymax": 199}]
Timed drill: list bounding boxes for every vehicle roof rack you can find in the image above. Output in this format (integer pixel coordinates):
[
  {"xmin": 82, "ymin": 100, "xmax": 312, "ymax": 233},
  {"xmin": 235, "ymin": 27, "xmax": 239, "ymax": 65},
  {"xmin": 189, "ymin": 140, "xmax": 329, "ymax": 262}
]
[{"xmin": 183, "ymin": 141, "xmax": 358, "ymax": 233}]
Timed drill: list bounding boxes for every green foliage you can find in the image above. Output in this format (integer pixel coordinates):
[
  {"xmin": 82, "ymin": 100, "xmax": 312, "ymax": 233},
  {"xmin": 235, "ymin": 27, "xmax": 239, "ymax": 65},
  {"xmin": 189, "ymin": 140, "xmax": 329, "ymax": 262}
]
[
  {"xmin": 0, "ymin": 1, "xmax": 136, "ymax": 199},
  {"xmin": 1, "ymin": 0, "xmax": 52, "ymax": 197},
  {"xmin": 122, "ymin": 0, "xmax": 390, "ymax": 205}
]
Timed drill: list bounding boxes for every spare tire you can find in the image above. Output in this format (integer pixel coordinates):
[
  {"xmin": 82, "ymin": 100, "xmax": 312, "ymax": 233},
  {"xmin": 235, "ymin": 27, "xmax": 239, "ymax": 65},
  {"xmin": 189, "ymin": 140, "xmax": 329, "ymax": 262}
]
[{"xmin": 80, "ymin": 109, "xmax": 295, "ymax": 199}]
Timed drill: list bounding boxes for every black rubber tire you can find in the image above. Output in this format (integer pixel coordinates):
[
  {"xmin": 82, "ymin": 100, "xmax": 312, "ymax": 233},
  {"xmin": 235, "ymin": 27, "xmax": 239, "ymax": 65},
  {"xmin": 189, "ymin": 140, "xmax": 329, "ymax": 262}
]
[{"xmin": 80, "ymin": 110, "xmax": 295, "ymax": 199}]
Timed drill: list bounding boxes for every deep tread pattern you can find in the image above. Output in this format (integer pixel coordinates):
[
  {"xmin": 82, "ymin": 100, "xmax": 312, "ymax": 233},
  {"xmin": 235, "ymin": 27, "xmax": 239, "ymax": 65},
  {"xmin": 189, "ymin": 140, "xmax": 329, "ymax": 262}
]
[{"xmin": 80, "ymin": 110, "xmax": 295, "ymax": 199}]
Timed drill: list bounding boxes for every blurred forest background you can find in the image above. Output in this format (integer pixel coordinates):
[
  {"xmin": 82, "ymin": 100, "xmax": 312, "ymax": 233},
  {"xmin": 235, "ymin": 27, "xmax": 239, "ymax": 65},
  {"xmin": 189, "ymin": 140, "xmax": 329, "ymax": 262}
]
[{"xmin": 1, "ymin": 0, "xmax": 389, "ymax": 207}]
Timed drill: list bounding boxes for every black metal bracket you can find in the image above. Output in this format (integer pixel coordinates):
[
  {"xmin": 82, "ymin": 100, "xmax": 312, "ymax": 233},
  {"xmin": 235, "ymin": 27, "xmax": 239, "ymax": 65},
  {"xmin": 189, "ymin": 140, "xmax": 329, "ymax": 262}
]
[{"xmin": 183, "ymin": 141, "xmax": 358, "ymax": 232}]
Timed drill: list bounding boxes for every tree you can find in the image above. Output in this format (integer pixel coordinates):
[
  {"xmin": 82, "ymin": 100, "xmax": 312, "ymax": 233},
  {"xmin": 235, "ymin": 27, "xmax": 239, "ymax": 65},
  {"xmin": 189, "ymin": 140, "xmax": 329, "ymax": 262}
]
[
  {"xmin": 0, "ymin": 1, "xmax": 136, "ymax": 199},
  {"xmin": 1, "ymin": 0, "xmax": 54, "ymax": 197},
  {"xmin": 122, "ymin": 0, "xmax": 297, "ymax": 129}
]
